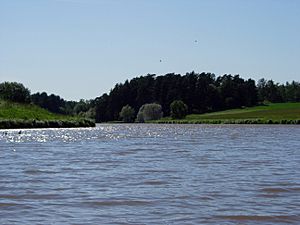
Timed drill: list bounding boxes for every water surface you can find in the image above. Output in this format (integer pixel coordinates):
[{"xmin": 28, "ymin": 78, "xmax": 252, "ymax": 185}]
[{"xmin": 1, "ymin": 124, "xmax": 300, "ymax": 224}]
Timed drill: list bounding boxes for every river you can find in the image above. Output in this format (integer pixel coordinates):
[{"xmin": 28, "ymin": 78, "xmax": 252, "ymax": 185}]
[{"xmin": 0, "ymin": 124, "xmax": 299, "ymax": 224}]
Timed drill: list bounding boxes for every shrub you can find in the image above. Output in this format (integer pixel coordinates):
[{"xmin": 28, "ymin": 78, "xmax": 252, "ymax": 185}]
[
  {"xmin": 119, "ymin": 105, "xmax": 135, "ymax": 123},
  {"xmin": 136, "ymin": 103, "xmax": 163, "ymax": 122},
  {"xmin": 170, "ymin": 100, "xmax": 188, "ymax": 119}
]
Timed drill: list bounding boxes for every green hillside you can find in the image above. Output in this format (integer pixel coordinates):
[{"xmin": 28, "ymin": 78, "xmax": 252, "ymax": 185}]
[
  {"xmin": 157, "ymin": 103, "xmax": 300, "ymax": 124},
  {"xmin": 0, "ymin": 100, "xmax": 95, "ymax": 129}
]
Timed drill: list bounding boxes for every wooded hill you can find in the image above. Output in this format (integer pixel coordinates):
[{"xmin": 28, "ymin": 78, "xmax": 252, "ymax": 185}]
[{"xmin": 94, "ymin": 72, "xmax": 300, "ymax": 122}]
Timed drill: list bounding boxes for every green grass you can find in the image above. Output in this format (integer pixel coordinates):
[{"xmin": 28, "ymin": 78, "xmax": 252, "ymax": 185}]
[
  {"xmin": 156, "ymin": 103, "xmax": 300, "ymax": 124},
  {"xmin": 0, "ymin": 100, "xmax": 66, "ymax": 120},
  {"xmin": 0, "ymin": 100, "xmax": 95, "ymax": 129}
]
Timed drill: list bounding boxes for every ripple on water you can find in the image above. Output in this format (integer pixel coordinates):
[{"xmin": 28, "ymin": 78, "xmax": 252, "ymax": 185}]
[
  {"xmin": 141, "ymin": 180, "xmax": 169, "ymax": 186},
  {"xmin": 81, "ymin": 199, "xmax": 155, "ymax": 208},
  {"xmin": 216, "ymin": 215, "xmax": 300, "ymax": 224},
  {"xmin": 0, "ymin": 124, "xmax": 300, "ymax": 224},
  {"xmin": 23, "ymin": 168, "xmax": 58, "ymax": 175},
  {"xmin": 260, "ymin": 187, "xmax": 300, "ymax": 193},
  {"xmin": 0, "ymin": 194, "xmax": 64, "ymax": 200},
  {"xmin": 0, "ymin": 203, "xmax": 33, "ymax": 210}
]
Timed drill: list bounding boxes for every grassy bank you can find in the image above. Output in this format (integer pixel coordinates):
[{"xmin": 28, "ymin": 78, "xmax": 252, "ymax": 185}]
[
  {"xmin": 0, "ymin": 100, "xmax": 95, "ymax": 129},
  {"xmin": 156, "ymin": 103, "xmax": 300, "ymax": 124}
]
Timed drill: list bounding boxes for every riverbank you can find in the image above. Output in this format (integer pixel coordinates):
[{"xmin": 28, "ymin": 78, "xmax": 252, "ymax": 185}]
[
  {"xmin": 155, "ymin": 103, "xmax": 300, "ymax": 124},
  {"xmin": 0, "ymin": 119, "xmax": 95, "ymax": 129},
  {"xmin": 0, "ymin": 100, "xmax": 95, "ymax": 129}
]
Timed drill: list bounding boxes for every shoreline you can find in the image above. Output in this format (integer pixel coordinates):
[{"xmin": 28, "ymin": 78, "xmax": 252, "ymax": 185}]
[
  {"xmin": 104, "ymin": 119, "xmax": 300, "ymax": 125},
  {"xmin": 0, "ymin": 119, "xmax": 95, "ymax": 129},
  {"xmin": 154, "ymin": 119, "xmax": 300, "ymax": 125}
]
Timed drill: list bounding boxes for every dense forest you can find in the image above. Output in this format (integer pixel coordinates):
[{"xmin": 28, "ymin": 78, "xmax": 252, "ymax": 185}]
[
  {"xmin": 94, "ymin": 72, "xmax": 300, "ymax": 122},
  {"xmin": 1, "ymin": 72, "xmax": 300, "ymax": 122}
]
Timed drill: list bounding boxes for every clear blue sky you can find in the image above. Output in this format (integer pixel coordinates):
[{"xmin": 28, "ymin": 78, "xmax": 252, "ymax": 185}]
[{"xmin": 1, "ymin": 0, "xmax": 300, "ymax": 100}]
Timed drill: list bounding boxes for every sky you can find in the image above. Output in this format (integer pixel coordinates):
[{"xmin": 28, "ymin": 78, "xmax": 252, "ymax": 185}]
[{"xmin": 1, "ymin": 0, "xmax": 300, "ymax": 100}]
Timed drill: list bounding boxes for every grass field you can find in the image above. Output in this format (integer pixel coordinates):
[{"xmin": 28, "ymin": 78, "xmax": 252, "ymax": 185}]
[
  {"xmin": 0, "ymin": 100, "xmax": 95, "ymax": 129},
  {"xmin": 0, "ymin": 100, "xmax": 68, "ymax": 120},
  {"xmin": 157, "ymin": 103, "xmax": 300, "ymax": 124}
]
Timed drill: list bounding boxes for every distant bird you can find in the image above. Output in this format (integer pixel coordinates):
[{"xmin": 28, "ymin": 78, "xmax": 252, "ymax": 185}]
[
  {"xmin": 194, "ymin": 40, "xmax": 198, "ymax": 43},
  {"xmin": 159, "ymin": 59, "xmax": 162, "ymax": 62},
  {"xmin": 18, "ymin": 131, "xmax": 22, "ymax": 135}
]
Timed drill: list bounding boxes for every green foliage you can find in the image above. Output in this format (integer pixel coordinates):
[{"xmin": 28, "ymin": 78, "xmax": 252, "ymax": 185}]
[
  {"xmin": 0, "ymin": 100, "xmax": 95, "ymax": 129},
  {"xmin": 0, "ymin": 81, "xmax": 31, "ymax": 103},
  {"xmin": 31, "ymin": 92, "xmax": 96, "ymax": 118},
  {"xmin": 79, "ymin": 107, "xmax": 96, "ymax": 119},
  {"xmin": 170, "ymin": 100, "xmax": 188, "ymax": 119},
  {"xmin": 257, "ymin": 79, "xmax": 282, "ymax": 102},
  {"xmin": 136, "ymin": 103, "xmax": 163, "ymax": 122},
  {"xmin": 73, "ymin": 99, "xmax": 90, "ymax": 114},
  {"xmin": 119, "ymin": 105, "xmax": 135, "ymax": 123},
  {"xmin": 94, "ymin": 73, "xmax": 300, "ymax": 123},
  {"xmin": 2, "ymin": 73, "xmax": 300, "ymax": 125},
  {"xmin": 257, "ymin": 79, "xmax": 300, "ymax": 103},
  {"xmin": 31, "ymin": 92, "xmax": 65, "ymax": 114},
  {"xmin": 94, "ymin": 73, "xmax": 259, "ymax": 122}
]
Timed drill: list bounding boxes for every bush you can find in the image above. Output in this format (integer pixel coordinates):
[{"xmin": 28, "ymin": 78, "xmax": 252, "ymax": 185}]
[
  {"xmin": 136, "ymin": 103, "xmax": 163, "ymax": 122},
  {"xmin": 170, "ymin": 100, "xmax": 188, "ymax": 119},
  {"xmin": 119, "ymin": 105, "xmax": 135, "ymax": 123}
]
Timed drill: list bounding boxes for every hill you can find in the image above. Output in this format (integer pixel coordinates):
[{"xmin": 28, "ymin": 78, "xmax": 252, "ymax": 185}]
[
  {"xmin": 0, "ymin": 100, "xmax": 95, "ymax": 129},
  {"xmin": 156, "ymin": 103, "xmax": 300, "ymax": 124}
]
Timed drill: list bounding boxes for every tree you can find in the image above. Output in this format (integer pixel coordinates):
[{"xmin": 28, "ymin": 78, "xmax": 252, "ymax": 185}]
[
  {"xmin": 170, "ymin": 100, "xmax": 188, "ymax": 119},
  {"xmin": 0, "ymin": 82, "xmax": 30, "ymax": 103},
  {"xmin": 285, "ymin": 81, "xmax": 300, "ymax": 102},
  {"xmin": 119, "ymin": 105, "xmax": 135, "ymax": 123},
  {"xmin": 79, "ymin": 107, "xmax": 96, "ymax": 119},
  {"xmin": 31, "ymin": 92, "xmax": 65, "ymax": 114},
  {"xmin": 136, "ymin": 103, "xmax": 163, "ymax": 122},
  {"xmin": 74, "ymin": 99, "xmax": 90, "ymax": 114},
  {"xmin": 265, "ymin": 80, "xmax": 282, "ymax": 102},
  {"xmin": 257, "ymin": 78, "xmax": 267, "ymax": 102},
  {"xmin": 257, "ymin": 79, "xmax": 282, "ymax": 103},
  {"xmin": 95, "ymin": 94, "xmax": 112, "ymax": 122}
]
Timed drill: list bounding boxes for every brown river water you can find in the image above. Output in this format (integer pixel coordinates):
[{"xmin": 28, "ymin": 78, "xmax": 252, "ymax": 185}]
[{"xmin": 0, "ymin": 124, "xmax": 300, "ymax": 224}]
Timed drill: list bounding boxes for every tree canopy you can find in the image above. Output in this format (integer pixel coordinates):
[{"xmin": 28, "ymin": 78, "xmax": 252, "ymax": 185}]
[
  {"xmin": 170, "ymin": 100, "xmax": 188, "ymax": 119},
  {"xmin": 119, "ymin": 105, "xmax": 135, "ymax": 123},
  {"xmin": 94, "ymin": 72, "xmax": 259, "ymax": 122},
  {"xmin": 2, "ymin": 72, "xmax": 300, "ymax": 123},
  {"xmin": 0, "ymin": 82, "xmax": 31, "ymax": 103}
]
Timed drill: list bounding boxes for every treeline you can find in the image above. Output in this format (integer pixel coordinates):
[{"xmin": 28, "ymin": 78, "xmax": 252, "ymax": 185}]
[
  {"xmin": 257, "ymin": 79, "xmax": 300, "ymax": 102},
  {"xmin": 1, "ymin": 72, "xmax": 300, "ymax": 123},
  {"xmin": 94, "ymin": 72, "xmax": 300, "ymax": 122},
  {"xmin": 94, "ymin": 72, "xmax": 258, "ymax": 122},
  {"xmin": 0, "ymin": 81, "xmax": 95, "ymax": 119},
  {"xmin": 31, "ymin": 92, "xmax": 96, "ymax": 118}
]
